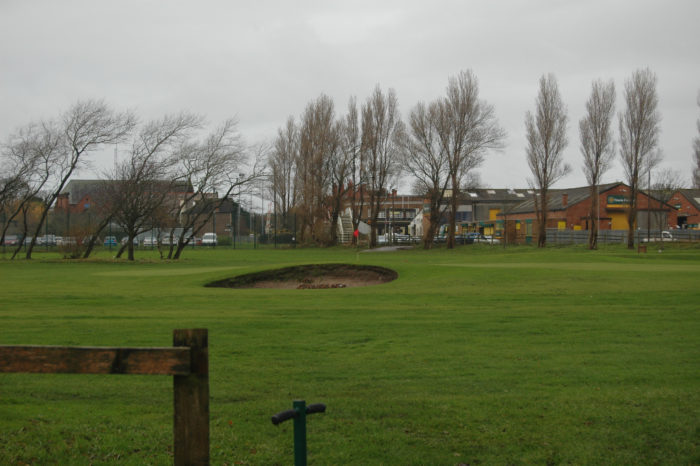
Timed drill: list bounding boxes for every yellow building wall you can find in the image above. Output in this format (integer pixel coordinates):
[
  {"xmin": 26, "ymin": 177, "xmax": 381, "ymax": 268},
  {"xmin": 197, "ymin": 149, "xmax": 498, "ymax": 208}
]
[{"xmin": 488, "ymin": 209, "xmax": 501, "ymax": 220}]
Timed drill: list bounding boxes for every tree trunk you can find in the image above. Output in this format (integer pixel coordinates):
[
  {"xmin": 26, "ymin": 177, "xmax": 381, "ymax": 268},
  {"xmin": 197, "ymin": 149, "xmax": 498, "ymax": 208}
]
[
  {"xmin": 537, "ymin": 188, "xmax": 547, "ymax": 248},
  {"xmin": 115, "ymin": 243, "xmax": 127, "ymax": 258},
  {"xmin": 626, "ymin": 187, "xmax": 637, "ymax": 249},
  {"xmin": 446, "ymin": 172, "xmax": 460, "ymax": 249},
  {"xmin": 423, "ymin": 214, "xmax": 441, "ymax": 250},
  {"xmin": 82, "ymin": 216, "xmax": 112, "ymax": 258},
  {"xmin": 11, "ymin": 206, "xmax": 30, "ymax": 260},
  {"xmin": 127, "ymin": 238, "xmax": 135, "ymax": 261},
  {"xmin": 25, "ymin": 201, "xmax": 52, "ymax": 259},
  {"xmin": 588, "ymin": 186, "xmax": 598, "ymax": 250}
]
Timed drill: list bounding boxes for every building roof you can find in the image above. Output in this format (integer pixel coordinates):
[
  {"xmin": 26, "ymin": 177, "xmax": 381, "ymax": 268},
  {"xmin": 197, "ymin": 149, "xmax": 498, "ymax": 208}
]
[
  {"xmin": 677, "ymin": 188, "xmax": 700, "ymax": 211},
  {"xmin": 458, "ymin": 188, "xmax": 532, "ymax": 203},
  {"xmin": 60, "ymin": 179, "xmax": 106, "ymax": 204},
  {"xmin": 60, "ymin": 179, "xmax": 194, "ymax": 205},
  {"xmin": 507, "ymin": 183, "xmax": 622, "ymax": 214}
]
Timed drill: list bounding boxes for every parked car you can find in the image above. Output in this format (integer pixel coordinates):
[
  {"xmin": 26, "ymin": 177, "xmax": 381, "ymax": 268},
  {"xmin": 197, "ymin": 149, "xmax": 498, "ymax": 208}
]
[
  {"xmin": 3, "ymin": 235, "xmax": 19, "ymax": 246},
  {"xmin": 142, "ymin": 236, "xmax": 157, "ymax": 247},
  {"xmin": 394, "ymin": 234, "xmax": 412, "ymax": 244},
  {"xmin": 104, "ymin": 236, "xmax": 118, "ymax": 247},
  {"xmin": 37, "ymin": 235, "xmax": 57, "ymax": 246},
  {"xmin": 201, "ymin": 232, "xmax": 217, "ymax": 246},
  {"xmin": 641, "ymin": 231, "xmax": 676, "ymax": 243}
]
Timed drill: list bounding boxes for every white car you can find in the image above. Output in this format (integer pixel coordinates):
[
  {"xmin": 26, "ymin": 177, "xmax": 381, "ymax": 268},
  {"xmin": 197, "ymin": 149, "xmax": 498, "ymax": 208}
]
[
  {"xmin": 201, "ymin": 232, "xmax": 217, "ymax": 246},
  {"xmin": 142, "ymin": 236, "xmax": 157, "ymax": 247},
  {"xmin": 641, "ymin": 231, "xmax": 675, "ymax": 243}
]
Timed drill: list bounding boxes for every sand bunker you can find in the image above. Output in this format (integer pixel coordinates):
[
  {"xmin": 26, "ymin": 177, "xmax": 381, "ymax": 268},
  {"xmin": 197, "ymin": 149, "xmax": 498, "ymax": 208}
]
[{"xmin": 205, "ymin": 263, "xmax": 397, "ymax": 289}]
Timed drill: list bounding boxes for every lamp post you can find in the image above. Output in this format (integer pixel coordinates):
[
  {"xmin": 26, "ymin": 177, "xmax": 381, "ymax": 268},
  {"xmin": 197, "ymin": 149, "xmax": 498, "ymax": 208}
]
[
  {"xmin": 647, "ymin": 163, "xmax": 651, "ymax": 242},
  {"xmin": 237, "ymin": 173, "xmax": 244, "ymax": 248}
]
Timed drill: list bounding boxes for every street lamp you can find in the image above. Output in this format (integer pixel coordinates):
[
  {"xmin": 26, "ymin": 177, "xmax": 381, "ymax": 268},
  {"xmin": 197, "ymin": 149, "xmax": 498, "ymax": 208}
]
[{"xmin": 237, "ymin": 173, "xmax": 244, "ymax": 247}]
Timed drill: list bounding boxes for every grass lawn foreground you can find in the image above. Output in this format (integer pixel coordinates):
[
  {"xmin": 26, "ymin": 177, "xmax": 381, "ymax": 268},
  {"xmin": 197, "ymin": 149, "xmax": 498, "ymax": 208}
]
[{"xmin": 1, "ymin": 245, "xmax": 699, "ymax": 464}]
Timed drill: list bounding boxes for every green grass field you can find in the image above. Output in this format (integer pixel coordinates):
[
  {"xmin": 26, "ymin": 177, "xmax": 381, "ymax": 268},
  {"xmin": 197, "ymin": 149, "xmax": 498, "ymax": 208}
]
[{"xmin": 1, "ymin": 245, "xmax": 699, "ymax": 465}]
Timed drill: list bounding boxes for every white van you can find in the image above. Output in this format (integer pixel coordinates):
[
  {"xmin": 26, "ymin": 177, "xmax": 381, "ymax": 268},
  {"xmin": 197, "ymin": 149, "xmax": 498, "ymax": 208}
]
[{"xmin": 202, "ymin": 232, "xmax": 218, "ymax": 246}]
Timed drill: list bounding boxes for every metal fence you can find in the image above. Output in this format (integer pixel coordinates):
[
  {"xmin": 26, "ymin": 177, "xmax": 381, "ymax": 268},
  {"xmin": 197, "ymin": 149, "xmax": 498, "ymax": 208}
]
[{"xmin": 542, "ymin": 229, "xmax": 700, "ymax": 245}]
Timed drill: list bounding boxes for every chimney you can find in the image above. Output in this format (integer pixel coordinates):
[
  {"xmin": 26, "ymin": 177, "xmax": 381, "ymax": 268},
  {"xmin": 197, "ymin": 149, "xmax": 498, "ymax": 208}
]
[{"xmin": 562, "ymin": 193, "xmax": 568, "ymax": 207}]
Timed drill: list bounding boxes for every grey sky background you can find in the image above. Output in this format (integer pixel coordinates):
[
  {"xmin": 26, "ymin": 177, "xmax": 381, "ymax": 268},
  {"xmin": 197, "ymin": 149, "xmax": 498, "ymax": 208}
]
[{"xmin": 1, "ymin": 0, "xmax": 698, "ymax": 192}]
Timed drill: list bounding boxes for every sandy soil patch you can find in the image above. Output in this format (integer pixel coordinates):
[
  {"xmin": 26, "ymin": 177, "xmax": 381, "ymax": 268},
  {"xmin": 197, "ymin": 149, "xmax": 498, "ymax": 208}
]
[{"xmin": 205, "ymin": 263, "xmax": 397, "ymax": 289}]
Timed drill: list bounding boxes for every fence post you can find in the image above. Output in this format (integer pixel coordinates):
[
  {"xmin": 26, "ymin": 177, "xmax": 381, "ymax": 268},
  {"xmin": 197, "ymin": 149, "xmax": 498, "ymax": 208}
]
[{"xmin": 173, "ymin": 329, "xmax": 209, "ymax": 466}]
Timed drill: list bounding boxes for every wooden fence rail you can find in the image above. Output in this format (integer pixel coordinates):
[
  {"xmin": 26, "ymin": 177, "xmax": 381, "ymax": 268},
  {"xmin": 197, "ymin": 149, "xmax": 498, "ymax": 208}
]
[{"xmin": 0, "ymin": 328, "xmax": 209, "ymax": 466}]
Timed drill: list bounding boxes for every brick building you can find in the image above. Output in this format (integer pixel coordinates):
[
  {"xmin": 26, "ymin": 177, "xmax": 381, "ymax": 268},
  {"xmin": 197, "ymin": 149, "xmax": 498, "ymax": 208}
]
[
  {"xmin": 669, "ymin": 189, "xmax": 700, "ymax": 229},
  {"xmin": 506, "ymin": 182, "xmax": 677, "ymax": 241}
]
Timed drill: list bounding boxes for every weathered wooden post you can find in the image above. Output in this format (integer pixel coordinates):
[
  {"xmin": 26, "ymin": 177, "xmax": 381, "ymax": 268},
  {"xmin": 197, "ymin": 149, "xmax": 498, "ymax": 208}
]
[
  {"xmin": 0, "ymin": 328, "xmax": 210, "ymax": 465},
  {"xmin": 173, "ymin": 328, "xmax": 210, "ymax": 466}
]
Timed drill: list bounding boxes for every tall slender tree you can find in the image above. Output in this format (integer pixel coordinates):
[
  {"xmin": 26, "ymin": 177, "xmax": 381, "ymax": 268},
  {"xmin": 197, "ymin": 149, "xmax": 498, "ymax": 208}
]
[
  {"xmin": 270, "ymin": 117, "xmax": 299, "ymax": 230},
  {"xmin": 361, "ymin": 85, "xmax": 404, "ymax": 247},
  {"xmin": 296, "ymin": 94, "xmax": 338, "ymax": 243},
  {"xmin": 693, "ymin": 92, "xmax": 700, "ymax": 188},
  {"xmin": 440, "ymin": 70, "xmax": 505, "ymax": 249},
  {"xmin": 579, "ymin": 79, "xmax": 616, "ymax": 249},
  {"xmin": 340, "ymin": 97, "xmax": 366, "ymax": 245},
  {"xmin": 525, "ymin": 74, "xmax": 571, "ymax": 247},
  {"xmin": 619, "ymin": 68, "xmax": 661, "ymax": 249}
]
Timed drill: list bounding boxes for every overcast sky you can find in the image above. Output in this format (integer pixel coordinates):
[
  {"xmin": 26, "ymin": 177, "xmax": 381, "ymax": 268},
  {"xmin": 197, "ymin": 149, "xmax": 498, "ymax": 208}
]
[{"xmin": 1, "ymin": 0, "xmax": 699, "ymax": 192}]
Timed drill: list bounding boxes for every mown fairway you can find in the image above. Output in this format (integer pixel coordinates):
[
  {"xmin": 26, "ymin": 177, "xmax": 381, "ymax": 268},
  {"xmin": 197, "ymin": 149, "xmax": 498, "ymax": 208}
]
[{"xmin": 1, "ymin": 245, "xmax": 699, "ymax": 465}]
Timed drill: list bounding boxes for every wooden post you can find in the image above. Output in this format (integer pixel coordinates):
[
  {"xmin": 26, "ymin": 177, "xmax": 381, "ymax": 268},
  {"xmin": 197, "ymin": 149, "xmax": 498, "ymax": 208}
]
[
  {"xmin": 173, "ymin": 328, "xmax": 209, "ymax": 466},
  {"xmin": 0, "ymin": 329, "xmax": 210, "ymax": 465}
]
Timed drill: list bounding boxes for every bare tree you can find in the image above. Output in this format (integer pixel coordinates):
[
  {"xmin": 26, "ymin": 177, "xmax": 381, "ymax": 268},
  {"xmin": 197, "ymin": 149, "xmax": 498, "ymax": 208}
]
[
  {"xmin": 361, "ymin": 85, "xmax": 404, "ymax": 247},
  {"xmin": 1, "ymin": 122, "xmax": 60, "ymax": 247},
  {"xmin": 108, "ymin": 112, "xmax": 201, "ymax": 261},
  {"xmin": 170, "ymin": 119, "xmax": 262, "ymax": 259},
  {"xmin": 401, "ymin": 101, "xmax": 450, "ymax": 248},
  {"xmin": 80, "ymin": 182, "xmax": 116, "ymax": 258},
  {"xmin": 525, "ymin": 74, "xmax": 571, "ymax": 247},
  {"xmin": 340, "ymin": 97, "xmax": 367, "ymax": 245},
  {"xmin": 327, "ymin": 120, "xmax": 352, "ymax": 245},
  {"xmin": 440, "ymin": 70, "xmax": 505, "ymax": 249},
  {"xmin": 619, "ymin": 68, "xmax": 662, "ymax": 249},
  {"xmin": 296, "ymin": 94, "xmax": 338, "ymax": 244},
  {"xmin": 693, "ymin": 92, "xmax": 700, "ymax": 188},
  {"xmin": 580, "ymin": 79, "xmax": 616, "ymax": 250},
  {"xmin": 269, "ymin": 117, "xmax": 299, "ymax": 231},
  {"xmin": 25, "ymin": 100, "xmax": 135, "ymax": 259}
]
